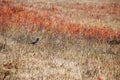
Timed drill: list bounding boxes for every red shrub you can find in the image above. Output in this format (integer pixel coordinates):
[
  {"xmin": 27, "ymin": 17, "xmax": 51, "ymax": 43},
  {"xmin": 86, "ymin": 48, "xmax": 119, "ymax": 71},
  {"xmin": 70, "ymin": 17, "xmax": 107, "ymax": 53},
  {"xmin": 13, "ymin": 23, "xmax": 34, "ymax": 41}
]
[{"xmin": 0, "ymin": 1, "xmax": 119, "ymax": 42}]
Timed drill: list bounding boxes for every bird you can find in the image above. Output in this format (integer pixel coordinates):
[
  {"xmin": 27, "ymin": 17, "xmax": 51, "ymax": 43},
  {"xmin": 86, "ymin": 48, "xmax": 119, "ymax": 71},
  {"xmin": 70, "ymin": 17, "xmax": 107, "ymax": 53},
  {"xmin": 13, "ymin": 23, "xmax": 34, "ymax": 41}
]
[{"xmin": 31, "ymin": 38, "xmax": 39, "ymax": 45}]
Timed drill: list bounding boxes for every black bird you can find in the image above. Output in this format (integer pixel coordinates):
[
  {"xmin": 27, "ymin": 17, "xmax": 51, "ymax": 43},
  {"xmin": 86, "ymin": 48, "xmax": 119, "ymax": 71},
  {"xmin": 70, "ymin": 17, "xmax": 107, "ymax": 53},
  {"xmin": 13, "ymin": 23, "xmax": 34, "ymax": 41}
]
[{"xmin": 31, "ymin": 38, "xmax": 39, "ymax": 45}]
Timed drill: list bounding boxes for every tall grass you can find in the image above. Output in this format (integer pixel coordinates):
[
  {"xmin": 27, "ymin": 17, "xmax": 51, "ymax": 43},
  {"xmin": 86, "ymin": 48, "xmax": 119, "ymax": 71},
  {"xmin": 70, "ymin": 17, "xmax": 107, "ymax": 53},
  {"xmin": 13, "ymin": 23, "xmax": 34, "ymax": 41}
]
[
  {"xmin": 0, "ymin": 25, "xmax": 119, "ymax": 80},
  {"xmin": 0, "ymin": 1, "xmax": 119, "ymax": 80}
]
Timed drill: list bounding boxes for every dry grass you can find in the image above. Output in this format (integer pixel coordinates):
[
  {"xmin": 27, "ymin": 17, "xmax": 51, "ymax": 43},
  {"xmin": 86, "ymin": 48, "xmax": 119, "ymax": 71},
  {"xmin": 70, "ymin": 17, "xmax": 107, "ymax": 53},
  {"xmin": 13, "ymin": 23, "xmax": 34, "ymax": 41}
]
[
  {"xmin": 0, "ymin": 26, "xmax": 119, "ymax": 80},
  {"xmin": 0, "ymin": 0, "xmax": 120, "ymax": 80}
]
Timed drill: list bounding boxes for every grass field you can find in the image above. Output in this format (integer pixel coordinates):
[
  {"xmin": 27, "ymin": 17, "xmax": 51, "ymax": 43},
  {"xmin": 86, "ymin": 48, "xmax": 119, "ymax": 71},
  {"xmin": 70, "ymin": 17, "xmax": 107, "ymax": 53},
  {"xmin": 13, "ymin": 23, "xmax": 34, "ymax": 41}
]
[{"xmin": 0, "ymin": 0, "xmax": 120, "ymax": 80}]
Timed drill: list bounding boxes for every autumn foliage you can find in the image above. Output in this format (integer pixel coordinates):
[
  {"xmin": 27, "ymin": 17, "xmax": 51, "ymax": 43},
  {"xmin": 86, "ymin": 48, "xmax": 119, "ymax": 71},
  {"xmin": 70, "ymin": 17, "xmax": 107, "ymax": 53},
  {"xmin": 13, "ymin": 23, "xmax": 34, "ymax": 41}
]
[{"xmin": 0, "ymin": 1, "xmax": 120, "ymax": 42}]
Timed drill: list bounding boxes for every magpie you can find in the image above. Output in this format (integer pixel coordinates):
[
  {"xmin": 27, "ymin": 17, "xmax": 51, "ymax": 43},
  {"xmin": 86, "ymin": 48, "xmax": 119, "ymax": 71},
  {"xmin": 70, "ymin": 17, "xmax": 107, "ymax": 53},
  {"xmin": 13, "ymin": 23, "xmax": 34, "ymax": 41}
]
[{"xmin": 31, "ymin": 38, "xmax": 39, "ymax": 45}]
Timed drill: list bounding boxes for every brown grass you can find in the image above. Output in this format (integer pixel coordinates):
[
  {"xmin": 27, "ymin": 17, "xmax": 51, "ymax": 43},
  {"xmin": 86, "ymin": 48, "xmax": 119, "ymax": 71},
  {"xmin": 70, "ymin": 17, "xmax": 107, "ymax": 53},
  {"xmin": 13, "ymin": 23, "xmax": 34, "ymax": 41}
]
[
  {"xmin": 0, "ymin": 26, "xmax": 120, "ymax": 80},
  {"xmin": 0, "ymin": 0, "xmax": 120, "ymax": 80}
]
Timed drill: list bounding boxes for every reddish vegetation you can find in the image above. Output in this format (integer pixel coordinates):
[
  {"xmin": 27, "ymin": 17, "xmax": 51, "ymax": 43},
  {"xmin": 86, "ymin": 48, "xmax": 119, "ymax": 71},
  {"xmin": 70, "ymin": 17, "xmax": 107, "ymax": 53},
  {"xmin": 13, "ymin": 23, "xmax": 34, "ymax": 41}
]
[
  {"xmin": 0, "ymin": 1, "xmax": 120, "ymax": 41},
  {"xmin": 98, "ymin": 77, "xmax": 103, "ymax": 80}
]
